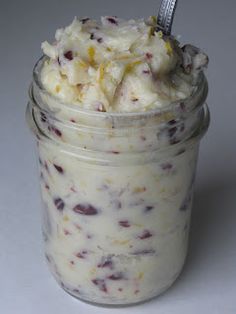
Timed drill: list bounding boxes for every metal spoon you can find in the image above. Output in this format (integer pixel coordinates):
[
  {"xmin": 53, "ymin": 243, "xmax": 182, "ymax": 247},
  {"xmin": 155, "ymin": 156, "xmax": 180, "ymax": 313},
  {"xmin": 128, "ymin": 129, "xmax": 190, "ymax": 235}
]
[{"xmin": 157, "ymin": 0, "xmax": 178, "ymax": 35}]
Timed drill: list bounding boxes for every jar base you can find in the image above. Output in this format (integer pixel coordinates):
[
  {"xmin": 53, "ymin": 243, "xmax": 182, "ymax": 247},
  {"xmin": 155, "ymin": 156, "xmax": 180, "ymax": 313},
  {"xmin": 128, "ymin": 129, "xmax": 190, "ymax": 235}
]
[{"xmin": 58, "ymin": 268, "xmax": 183, "ymax": 308}]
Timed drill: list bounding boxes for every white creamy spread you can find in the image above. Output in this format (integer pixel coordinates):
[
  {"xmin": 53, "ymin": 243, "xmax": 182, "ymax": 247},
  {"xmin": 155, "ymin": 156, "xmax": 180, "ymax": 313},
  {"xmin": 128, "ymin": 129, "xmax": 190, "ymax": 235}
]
[{"xmin": 41, "ymin": 16, "xmax": 207, "ymax": 112}]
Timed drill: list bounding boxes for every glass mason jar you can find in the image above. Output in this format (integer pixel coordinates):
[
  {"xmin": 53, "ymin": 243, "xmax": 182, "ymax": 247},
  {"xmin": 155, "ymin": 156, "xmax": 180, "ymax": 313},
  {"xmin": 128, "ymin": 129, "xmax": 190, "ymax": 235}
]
[{"xmin": 26, "ymin": 56, "xmax": 209, "ymax": 306}]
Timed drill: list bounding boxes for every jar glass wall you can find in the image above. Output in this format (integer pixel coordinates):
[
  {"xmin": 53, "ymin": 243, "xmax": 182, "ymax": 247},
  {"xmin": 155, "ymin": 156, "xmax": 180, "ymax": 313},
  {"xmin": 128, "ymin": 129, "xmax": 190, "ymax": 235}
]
[{"xmin": 26, "ymin": 56, "xmax": 209, "ymax": 306}]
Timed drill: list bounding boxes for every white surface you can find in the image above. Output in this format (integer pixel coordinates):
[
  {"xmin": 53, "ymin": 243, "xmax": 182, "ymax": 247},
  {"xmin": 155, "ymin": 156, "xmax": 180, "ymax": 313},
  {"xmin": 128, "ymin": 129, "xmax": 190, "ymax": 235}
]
[{"xmin": 0, "ymin": 0, "xmax": 235, "ymax": 313}]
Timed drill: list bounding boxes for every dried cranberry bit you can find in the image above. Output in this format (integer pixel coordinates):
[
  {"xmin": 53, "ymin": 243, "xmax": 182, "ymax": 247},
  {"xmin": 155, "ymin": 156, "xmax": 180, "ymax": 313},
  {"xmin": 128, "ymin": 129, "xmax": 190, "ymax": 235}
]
[
  {"xmin": 108, "ymin": 272, "xmax": 124, "ymax": 280},
  {"xmin": 53, "ymin": 164, "xmax": 64, "ymax": 174},
  {"xmin": 70, "ymin": 119, "xmax": 76, "ymax": 123},
  {"xmin": 73, "ymin": 204, "xmax": 98, "ymax": 215},
  {"xmin": 80, "ymin": 17, "xmax": 90, "ymax": 24},
  {"xmin": 44, "ymin": 161, "xmax": 49, "ymax": 173},
  {"xmin": 143, "ymin": 70, "xmax": 150, "ymax": 74},
  {"xmin": 145, "ymin": 205, "xmax": 154, "ymax": 212},
  {"xmin": 119, "ymin": 220, "xmax": 130, "ymax": 228},
  {"xmin": 92, "ymin": 279, "xmax": 107, "ymax": 293},
  {"xmin": 138, "ymin": 230, "xmax": 153, "ymax": 239},
  {"xmin": 64, "ymin": 50, "xmax": 73, "ymax": 61},
  {"xmin": 112, "ymin": 150, "xmax": 120, "ymax": 154},
  {"xmin": 132, "ymin": 249, "xmax": 155, "ymax": 255},
  {"xmin": 51, "ymin": 126, "xmax": 62, "ymax": 137},
  {"xmin": 76, "ymin": 250, "xmax": 88, "ymax": 259},
  {"xmin": 146, "ymin": 52, "xmax": 153, "ymax": 60},
  {"xmin": 161, "ymin": 162, "xmax": 173, "ymax": 170},
  {"xmin": 64, "ymin": 229, "xmax": 71, "ymax": 235},
  {"xmin": 97, "ymin": 37, "xmax": 103, "ymax": 43},
  {"xmin": 40, "ymin": 112, "xmax": 47, "ymax": 123},
  {"xmin": 107, "ymin": 17, "xmax": 118, "ymax": 25},
  {"xmin": 54, "ymin": 198, "xmax": 65, "ymax": 211},
  {"xmin": 168, "ymin": 126, "xmax": 177, "ymax": 138},
  {"xmin": 168, "ymin": 119, "xmax": 176, "ymax": 126},
  {"xmin": 98, "ymin": 258, "xmax": 113, "ymax": 269},
  {"xmin": 180, "ymin": 193, "xmax": 192, "ymax": 211}
]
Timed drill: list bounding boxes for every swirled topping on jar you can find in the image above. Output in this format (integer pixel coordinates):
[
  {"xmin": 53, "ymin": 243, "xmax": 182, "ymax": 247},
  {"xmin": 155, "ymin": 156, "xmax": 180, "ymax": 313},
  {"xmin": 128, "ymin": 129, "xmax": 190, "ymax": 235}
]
[{"xmin": 41, "ymin": 16, "xmax": 208, "ymax": 112}]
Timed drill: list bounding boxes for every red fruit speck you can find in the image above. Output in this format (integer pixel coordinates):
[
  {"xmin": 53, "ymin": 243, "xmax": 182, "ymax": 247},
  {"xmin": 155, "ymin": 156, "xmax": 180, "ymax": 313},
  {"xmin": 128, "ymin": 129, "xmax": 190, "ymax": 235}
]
[
  {"xmin": 145, "ymin": 205, "xmax": 154, "ymax": 213},
  {"xmin": 51, "ymin": 126, "xmax": 62, "ymax": 137},
  {"xmin": 161, "ymin": 162, "xmax": 173, "ymax": 170},
  {"xmin": 54, "ymin": 198, "xmax": 65, "ymax": 211},
  {"xmin": 108, "ymin": 272, "xmax": 124, "ymax": 280},
  {"xmin": 132, "ymin": 249, "xmax": 155, "ymax": 255},
  {"xmin": 76, "ymin": 250, "xmax": 87, "ymax": 259},
  {"xmin": 73, "ymin": 204, "xmax": 98, "ymax": 215},
  {"xmin": 146, "ymin": 52, "xmax": 153, "ymax": 59},
  {"xmin": 98, "ymin": 258, "xmax": 113, "ymax": 269},
  {"xmin": 107, "ymin": 17, "xmax": 118, "ymax": 25},
  {"xmin": 92, "ymin": 279, "xmax": 107, "ymax": 293},
  {"xmin": 80, "ymin": 17, "xmax": 90, "ymax": 24},
  {"xmin": 64, "ymin": 51, "xmax": 73, "ymax": 61},
  {"xmin": 138, "ymin": 230, "xmax": 153, "ymax": 239},
  {"xmin": 53, "ymin": 164, "xmax": 64, "ymax": 174},
  {"xmin": 64, "ymin": 229, "xmax": 71, "ymax": 235},
  {"xmin": 119, "ymin": 220, "xmax": 130, "ymax": 228}
]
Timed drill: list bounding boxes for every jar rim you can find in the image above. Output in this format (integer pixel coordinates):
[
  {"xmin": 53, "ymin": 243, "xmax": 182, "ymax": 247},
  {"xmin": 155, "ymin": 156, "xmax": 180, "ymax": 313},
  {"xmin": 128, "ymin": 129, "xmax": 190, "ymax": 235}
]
[{"xmin": 32, "ymin": 55, "xmax": 208, "ymax": 120}]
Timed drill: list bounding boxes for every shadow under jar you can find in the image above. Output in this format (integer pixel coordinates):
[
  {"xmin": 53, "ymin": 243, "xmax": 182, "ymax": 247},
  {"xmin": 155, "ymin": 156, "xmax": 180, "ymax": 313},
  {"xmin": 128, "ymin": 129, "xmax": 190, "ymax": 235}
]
[{"xmin": 26, "ymin": 56, "xmax": 209, "ymax": 306}]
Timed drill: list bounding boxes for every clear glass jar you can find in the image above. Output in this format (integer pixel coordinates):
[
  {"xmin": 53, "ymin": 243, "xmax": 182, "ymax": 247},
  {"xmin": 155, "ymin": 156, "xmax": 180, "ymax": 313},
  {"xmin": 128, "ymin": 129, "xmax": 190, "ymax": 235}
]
[{"xmin": 26, "ymin": 56, "xmax": 209, "ymax": 306}]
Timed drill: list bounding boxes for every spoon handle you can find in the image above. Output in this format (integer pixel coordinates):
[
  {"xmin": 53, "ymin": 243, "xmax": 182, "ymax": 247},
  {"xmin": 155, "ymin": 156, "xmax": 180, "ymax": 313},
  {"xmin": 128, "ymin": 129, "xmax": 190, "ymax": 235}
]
[{"xmin": 157, "ymin": 0, "xmax": 178, "ymax": 35}]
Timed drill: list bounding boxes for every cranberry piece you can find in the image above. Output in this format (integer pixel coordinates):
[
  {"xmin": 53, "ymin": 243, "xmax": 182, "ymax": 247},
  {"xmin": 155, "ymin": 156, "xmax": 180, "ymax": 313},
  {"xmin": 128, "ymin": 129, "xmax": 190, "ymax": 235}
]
[
  {"xmin": 44, "ymin": 161, "xmax": 49, "ymax": 173},
  {"xmin": 112, "ymin": 151, "xmax": 120, "ymax": 154},
  {"xmin": 145, "ymin": 205, "xmax": 154, "ymax": 212},
  {"xmin": 143, "ymin": 70, "xmax": 150, "ymax": 74},
  {"xmin": 138, "ymin": 230, "xmax": 153, "ymax": 239},
  {"xmin": 40, "ymin": 112, "xmax": 47, "ymax": 123},
  {"xmin": 73, "ymin": 204, "xmax": 98, "ymax": 215},
  {"xmin": 146, "ymin": 52, "xmax": 153, "ymax": 59},
  {"xmin": 107, "ymin": 17, "xmax": 118, "ymax": 25},
  {"xmin": 53, "ymin": 164, "xmax": 64, "ymax": 174},
  {"xmin": 54, "ymin": 198, "xmax": 65, "ymax": 211},
  {"xmin": 97, "ymin": 37, "xmax": 103, "ymax": 43},
  {"xmin": 180, "ymin": 193, "xmax": 191, "ymax": 211},
  {"xmin": 132, "ymin": 249, "xmax": 155, "ymax": 255},
  {"xmin": 161, "ymin": 162, "xmax": 173, "ymax": 170},
  {"xmin": 168, "ymin": 119, "xmax": 176, "ymax": 125},
  {"xmin": 80, "ymin": 17, "xmax": 90, "ymax": 24},
  {"xmin": 98, "ymin": 258, "xmax": 113, "ymax": 269},
  {"xmin": 108, "ymin": 272, "xmax": 124, "ymax": 280},
  {"xmin": 51, "ymin": 126, "xmax": 62, "ymax": 137},
  {"xmin": 119, "ymin": 220, "xmax": 130, "ymax": 228},
  {"xmin": 92, "ymin": 279, "xmax": 107, "ymax": 293},
  {"xmin": 76, "ymin": 250, "xmax": 88, "ymax": 259},
  {"xmin": 168, "ymin": 126, "xmax": 177, "ymax": 138},
  {"xmin": 64, "ymin": 51, "xmax": 73, "ymax": 61}
]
